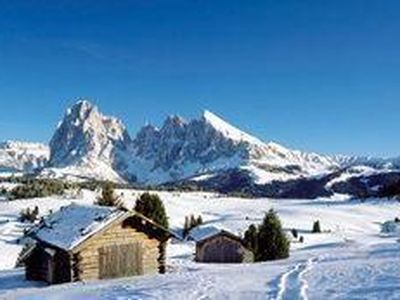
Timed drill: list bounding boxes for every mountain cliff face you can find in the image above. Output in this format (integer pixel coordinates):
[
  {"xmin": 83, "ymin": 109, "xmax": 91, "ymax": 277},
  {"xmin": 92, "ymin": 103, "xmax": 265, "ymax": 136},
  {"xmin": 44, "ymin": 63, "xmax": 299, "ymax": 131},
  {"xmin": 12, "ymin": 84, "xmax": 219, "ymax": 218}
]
[
  {"xmin": 2, "ymin": 99, "xmax": 398, "ymax": 198},
  {"xmin": 43, "ymin": 100, "xmax": 132, "ymax": 182},
  {"xmin": 0, "ymin": 141, "xmax": 49, "ymax": 173},
  {"xmin": 128, "ymin": 112, "xmax": 251, "ymax": 183},
  {"xmin": 40, "ymin": 100, "xmax": 340, "ymax": 185},
  {"xmin": 127, "ymin": 110, "xmax": 339, "ymax": 185}
]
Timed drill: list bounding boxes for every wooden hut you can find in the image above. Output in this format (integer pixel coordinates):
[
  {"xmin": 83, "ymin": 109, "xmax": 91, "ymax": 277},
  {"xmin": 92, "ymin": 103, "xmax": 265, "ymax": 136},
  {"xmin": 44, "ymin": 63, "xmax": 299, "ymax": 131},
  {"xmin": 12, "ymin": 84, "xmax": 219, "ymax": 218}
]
[
  {"xmin": 23, "ymin": 203, "xmax": 172, "ymax": 284},
  {"xmin": 195, "ymin": 230, "xmax": 254, "ymax": 263}
]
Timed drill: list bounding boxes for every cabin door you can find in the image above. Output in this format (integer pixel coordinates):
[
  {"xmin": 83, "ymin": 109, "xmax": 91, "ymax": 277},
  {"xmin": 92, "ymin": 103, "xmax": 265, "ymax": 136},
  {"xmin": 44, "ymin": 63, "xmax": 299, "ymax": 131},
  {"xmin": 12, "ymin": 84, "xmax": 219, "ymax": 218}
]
[{"xmin": 98, "ymin": 242, "xmax": 143, "ymax": 279}]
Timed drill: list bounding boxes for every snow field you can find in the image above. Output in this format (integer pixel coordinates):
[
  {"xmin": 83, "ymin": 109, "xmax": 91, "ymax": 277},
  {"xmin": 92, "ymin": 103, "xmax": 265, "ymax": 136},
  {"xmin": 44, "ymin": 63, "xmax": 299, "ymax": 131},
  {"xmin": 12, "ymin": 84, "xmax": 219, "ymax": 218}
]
[{"xmin": 0, "ymin": 190, "xmax": 399, "ymax": 299}]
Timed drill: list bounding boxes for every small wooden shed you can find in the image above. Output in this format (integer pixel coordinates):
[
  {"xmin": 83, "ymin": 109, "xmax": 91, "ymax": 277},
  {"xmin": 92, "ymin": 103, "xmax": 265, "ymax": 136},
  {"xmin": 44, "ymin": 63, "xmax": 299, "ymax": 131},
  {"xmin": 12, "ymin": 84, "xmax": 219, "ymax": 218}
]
[
  {"xmin": 195, "ymin": 230, "xmax": 254, "ymax": 263},
  {"xmin": 23, "ymin": 203, "xmax": 172, "ymax": 284}
]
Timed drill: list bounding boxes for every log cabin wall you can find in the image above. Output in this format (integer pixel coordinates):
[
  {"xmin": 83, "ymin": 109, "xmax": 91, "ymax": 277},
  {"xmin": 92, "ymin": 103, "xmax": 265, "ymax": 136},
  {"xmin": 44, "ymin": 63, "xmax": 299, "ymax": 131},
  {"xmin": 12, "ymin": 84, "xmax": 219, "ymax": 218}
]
[{"xmin": 73, "ymin": 219, "xmax": 161, "ymax": 281}]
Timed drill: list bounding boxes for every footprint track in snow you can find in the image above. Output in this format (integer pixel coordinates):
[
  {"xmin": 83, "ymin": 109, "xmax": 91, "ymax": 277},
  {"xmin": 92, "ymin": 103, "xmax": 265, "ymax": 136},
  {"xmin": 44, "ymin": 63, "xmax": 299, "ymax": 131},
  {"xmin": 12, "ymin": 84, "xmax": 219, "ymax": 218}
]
[{"xmin": 274, "ymin": 257, "xmax": 317, "ymax": 300}]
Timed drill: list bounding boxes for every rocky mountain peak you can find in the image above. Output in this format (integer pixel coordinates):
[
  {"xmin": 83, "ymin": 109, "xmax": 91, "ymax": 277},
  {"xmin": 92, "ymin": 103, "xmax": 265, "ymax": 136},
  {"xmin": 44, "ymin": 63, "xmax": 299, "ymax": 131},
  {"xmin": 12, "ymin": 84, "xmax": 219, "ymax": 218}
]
[
  {"xmin": 68, "ymin": 99, "xmax": 96, "ymax": 118},
  {"xmin": 48, "ymin": 100, "xmax": 131, "ymax": 172},
  {"xmin": 3, "ymin": 100, "xmax": 397, "ymax": 199},
  {"xmin": 163, "ymin": 115, "xmax": 187, "ymax": 127}
]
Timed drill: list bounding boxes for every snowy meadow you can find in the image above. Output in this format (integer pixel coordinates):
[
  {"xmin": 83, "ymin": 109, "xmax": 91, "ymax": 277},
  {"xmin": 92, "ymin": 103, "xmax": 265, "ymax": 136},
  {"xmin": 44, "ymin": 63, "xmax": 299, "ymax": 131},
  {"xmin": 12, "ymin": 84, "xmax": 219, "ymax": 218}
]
[{"xmin": 0, "ymin": 190, "xmax": 399, "ymax": 299}]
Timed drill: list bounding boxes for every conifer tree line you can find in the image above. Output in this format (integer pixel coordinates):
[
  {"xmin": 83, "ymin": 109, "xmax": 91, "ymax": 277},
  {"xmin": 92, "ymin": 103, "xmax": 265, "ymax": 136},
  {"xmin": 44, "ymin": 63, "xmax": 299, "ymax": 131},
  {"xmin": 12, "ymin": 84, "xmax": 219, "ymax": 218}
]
[
  {"xmin": 19, "ymin": 206, "xmax": 40, "ymax": 223},
  {"xmin": 183, "ymin": 214, "xmax": 203, "ymax": 238},
  {"xmin": 2, "ymin": 175, "xmax": 133, "ymax": 200},
  {"xmin": 9, "ymin": 179, "xmax": 69, "ymax": 200}
]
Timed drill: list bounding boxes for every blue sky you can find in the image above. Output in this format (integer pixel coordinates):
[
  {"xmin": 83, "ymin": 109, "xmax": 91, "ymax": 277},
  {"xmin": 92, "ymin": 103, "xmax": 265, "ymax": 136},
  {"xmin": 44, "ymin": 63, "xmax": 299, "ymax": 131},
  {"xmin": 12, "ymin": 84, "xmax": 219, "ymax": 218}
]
[{"xmin": 0, "ymin": 1, "xmax": 399, "ymax": 157}]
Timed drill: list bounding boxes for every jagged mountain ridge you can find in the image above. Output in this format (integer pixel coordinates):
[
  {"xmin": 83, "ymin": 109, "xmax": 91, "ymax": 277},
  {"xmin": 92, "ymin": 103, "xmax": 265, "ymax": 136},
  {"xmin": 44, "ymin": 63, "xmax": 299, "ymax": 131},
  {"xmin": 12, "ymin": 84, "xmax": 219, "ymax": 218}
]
[
  {"xmin": 128, "ymin": 109, "xmax": 342, "ymax": 185},
  {"xmin": 36, "ymin": 100, "xmax": 343, "ymax": 184},
  {"xmin": 1, "ymin": 100, "xmax": 399, "ymax": 198}
]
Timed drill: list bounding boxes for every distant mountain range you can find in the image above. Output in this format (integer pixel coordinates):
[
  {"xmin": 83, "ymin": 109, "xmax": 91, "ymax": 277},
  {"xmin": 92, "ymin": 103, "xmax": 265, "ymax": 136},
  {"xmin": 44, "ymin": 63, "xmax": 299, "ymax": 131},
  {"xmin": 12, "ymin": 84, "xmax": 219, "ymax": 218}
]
[
  {"xmin": 1, "ymin": 100, "xmax": 399, "ymax": 198},
  {"xmin": 0, "ymin": 141, "xmax": 49, "ymax": 173}
]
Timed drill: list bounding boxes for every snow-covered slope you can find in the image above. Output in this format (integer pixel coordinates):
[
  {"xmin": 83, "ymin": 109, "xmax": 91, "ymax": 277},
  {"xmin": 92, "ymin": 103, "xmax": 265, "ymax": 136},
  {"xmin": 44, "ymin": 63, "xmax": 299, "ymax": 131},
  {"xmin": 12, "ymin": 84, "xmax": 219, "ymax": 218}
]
[
  {"xmin": 0, "ymin": 141, "xmax": 49, "ymax": 173},
  {"xmin": 1, "ymin": 190, "xmax": 400, "ymax": 299},
  {"xmin": 202, "ymin": 110, "xmax": 264, "ymax": 145}
]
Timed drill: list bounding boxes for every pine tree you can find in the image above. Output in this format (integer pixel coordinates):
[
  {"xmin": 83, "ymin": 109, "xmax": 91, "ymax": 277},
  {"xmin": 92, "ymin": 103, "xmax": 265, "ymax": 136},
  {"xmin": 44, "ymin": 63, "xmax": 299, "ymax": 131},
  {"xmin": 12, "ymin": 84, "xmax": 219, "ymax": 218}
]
[
  {"xmin": 33, "ymin": 206, "xmax": 39, "ymax": 215},
  {"xmin": 134, "ymin": 192, "xmax": 169, "ymax": 229},
  {"xmin": 19, "ymin": 206, "xmax": 39, "ymax": 223},
  {"xmin": 256, "ymin": 209, "xmax": 290, "ymax": 261},
  {"xmin": 312, "ymin": 220, "xmax": 321, "ymax": 233},
  {"xmin": 196, "ymin": 215, "xmax": 203, "ymax": 226},
  {"xmin": 96, "ymin": 181, "xmax": 121, "ymax": 207},
  {"xmin": 244, "ymin": 224, "xmax": 258, "ymax": 254},
  {"xmin": 190, "ymin": 214, "xmax": 196, "ymax": 228},
  {"xmin": 183, "ymin": 216, "xmax": 190, "ymax": 238}
]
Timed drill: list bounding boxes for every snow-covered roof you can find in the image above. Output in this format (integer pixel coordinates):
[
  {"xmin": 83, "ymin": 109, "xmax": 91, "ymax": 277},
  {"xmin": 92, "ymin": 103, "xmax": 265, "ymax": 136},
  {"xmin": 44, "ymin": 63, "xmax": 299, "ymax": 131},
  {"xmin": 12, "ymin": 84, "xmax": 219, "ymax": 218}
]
[
  {"xmin": 188, "ymin": 226, "xmax": 221, "ymax": 242},
  {"xmin": 31, "ymin": 203, "xmax": 127, "ymax": 251},
  {"xmin": 188, "ymin": 225, "xmax": 242, "ymax": 243}
]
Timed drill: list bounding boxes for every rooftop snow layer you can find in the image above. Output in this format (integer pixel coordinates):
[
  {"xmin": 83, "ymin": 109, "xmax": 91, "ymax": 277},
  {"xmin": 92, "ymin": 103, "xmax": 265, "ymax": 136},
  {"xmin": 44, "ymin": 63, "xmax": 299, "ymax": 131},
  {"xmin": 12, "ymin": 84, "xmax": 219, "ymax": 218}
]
[
  {"xmin": 188, "ymin": 225, "xmax": 236, "ymax": 242},
  {"xmin": 32, "ymin": 203, "xmax": 126, "ymax": 251}
]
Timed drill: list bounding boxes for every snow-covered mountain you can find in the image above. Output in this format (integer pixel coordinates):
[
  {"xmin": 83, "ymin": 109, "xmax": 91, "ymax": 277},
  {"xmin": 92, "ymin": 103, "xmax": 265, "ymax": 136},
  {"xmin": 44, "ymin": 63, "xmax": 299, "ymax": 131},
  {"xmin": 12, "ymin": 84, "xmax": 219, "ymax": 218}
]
[
  {"xmin": 42, "ymin": 100, "xmax": 132, "ymax": 182},
  {"xmin": 127, "ymin": 110, "xmax": 340, "ymax": 185},
  {"xmin": 0, "ymin": 141, "xmax": 49, "ymax": 173},
  {"xmin": 3, "ymin": 99, "xmax": 399, "ymax": 198},
  {"xmin": 40, "ymin": 100, "xmax": 340, "ymax": 185}
]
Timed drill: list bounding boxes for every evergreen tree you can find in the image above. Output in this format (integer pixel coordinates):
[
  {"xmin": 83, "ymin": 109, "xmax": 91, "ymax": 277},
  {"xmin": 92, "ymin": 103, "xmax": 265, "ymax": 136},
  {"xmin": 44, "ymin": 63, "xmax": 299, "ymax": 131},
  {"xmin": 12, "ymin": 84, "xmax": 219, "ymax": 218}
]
[
  {"xmin": 33, "ymin": 206, "xmax": 39, "ymax": 217},
  {"xmin": 244, "ymin": 224, "xmax": 258, "ymax": 254},
  {"xmin": 96, "ymin": 182, "xmax": 121, "ymax": 207},
  {"xmin": 312, "ymin": 220, "xmax": 321, "ymax": 233},
  {"xmin": 134, "ymin": 192, "xmax": 169, "ymax": 229},
  {"xmin": 182, "ymin": 214, "xmax": 203, "ymax": 238},
  {"xmin": 19, "ymin": 206, "xmax": 39, "ymax": 223},
  {"xmin": 9, "ymin": 179, "xmax": 66, "ymax": 200},
  {"xmin": 256, "ymin": 209, "xmax": 290, "ymax": 261},
  {"xmin": 183, "ymin": 216, "xmax": 190, "ymax": 238},
  {"xmin": 190, "ymin": 214, "xmax": 196, "ymax": 228},
  {"xmin": 196, "ymin": 215, "xmax": 203, "ymax": 226}
]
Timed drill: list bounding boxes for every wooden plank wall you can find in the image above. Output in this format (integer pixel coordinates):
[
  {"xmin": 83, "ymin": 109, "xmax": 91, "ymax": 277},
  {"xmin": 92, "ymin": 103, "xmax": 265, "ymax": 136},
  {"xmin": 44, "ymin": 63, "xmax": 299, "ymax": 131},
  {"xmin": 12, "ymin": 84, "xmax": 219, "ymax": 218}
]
[
  {"xmin": 196, "ymin": 235, "xmax": 253, "ymax": 263},
  {"xmin": 74, "ymin": 222, "xmax": 160, "ymax": 281}
]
